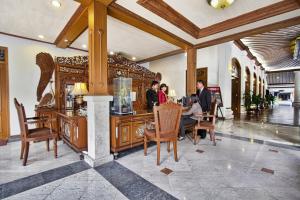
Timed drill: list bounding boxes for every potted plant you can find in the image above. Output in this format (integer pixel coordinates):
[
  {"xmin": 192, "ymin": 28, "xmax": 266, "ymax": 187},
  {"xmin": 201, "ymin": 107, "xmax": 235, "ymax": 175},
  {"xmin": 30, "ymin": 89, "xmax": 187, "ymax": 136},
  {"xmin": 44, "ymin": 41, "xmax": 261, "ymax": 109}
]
[
  {"xmin": 252, "ymin": 94, "xmax": 261, "ymax": 112},
  {"xmin": 243, "ymin": 92, "xmax": 252, "ymax": 114}
]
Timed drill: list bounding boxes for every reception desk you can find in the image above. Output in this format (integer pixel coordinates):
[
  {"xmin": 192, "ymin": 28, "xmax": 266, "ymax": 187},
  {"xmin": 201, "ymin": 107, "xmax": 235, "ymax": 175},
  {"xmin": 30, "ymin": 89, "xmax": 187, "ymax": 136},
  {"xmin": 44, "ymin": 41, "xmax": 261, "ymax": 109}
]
[{"xmin": 110, "ymin": 111, "xmax": 154, "ymax": 157}]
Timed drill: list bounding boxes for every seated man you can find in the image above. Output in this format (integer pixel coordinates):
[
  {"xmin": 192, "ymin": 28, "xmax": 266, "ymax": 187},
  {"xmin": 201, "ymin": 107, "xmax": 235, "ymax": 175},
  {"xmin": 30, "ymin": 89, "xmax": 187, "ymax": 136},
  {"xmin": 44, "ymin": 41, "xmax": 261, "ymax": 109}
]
[{"xmin": 179, "ymin": 94, "xmax": 202, "ymax": 141}]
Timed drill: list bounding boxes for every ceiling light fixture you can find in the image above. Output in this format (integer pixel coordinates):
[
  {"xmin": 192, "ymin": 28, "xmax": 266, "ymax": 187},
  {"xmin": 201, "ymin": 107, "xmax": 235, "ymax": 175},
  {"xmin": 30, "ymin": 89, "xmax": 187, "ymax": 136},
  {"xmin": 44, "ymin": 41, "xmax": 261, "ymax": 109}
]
[
  {"xmin": 51, "ymin": 0, "xmax": 61, "ymax": 8},
  {"xmin": 132, "ymin": 57, "xmax": 136, "ymax": 61},
  {"xmin": 82, "ymin": 44, "xmax": 87, "ymax": 49},
  {"xmin": 38, "ymin": 35, "xmax": 44, "ymax": 39},
  {"xmin": 207, "ymin": 0, "xmax": 235, "ymax": 9},
  {"xmin": 109, "ymin": 51, "xmax": 114, "ymax": 55}
]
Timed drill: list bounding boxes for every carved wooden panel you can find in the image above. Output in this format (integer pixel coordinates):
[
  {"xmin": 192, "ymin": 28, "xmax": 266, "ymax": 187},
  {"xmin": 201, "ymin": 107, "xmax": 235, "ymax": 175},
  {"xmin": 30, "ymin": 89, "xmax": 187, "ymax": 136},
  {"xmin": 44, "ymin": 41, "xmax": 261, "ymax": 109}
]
[
  {"xmin": 36, "ymin": 52, "xmax": 55, "ymax": 101},
  {"xmin": 118, "ymin": 122, "xmax": 131, "ymax": 147}
]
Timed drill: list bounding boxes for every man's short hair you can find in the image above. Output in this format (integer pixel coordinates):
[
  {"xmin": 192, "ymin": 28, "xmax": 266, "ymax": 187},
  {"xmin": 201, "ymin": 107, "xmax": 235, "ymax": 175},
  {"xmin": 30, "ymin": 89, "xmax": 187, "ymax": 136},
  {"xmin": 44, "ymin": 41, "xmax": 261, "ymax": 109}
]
[
  {"xmin": 151, "ymin": 80, "xmax": 159, "ymax": 87},
  {"xmin": 197, "ymin": 80, "xmax": 205, "ymax": 85}
]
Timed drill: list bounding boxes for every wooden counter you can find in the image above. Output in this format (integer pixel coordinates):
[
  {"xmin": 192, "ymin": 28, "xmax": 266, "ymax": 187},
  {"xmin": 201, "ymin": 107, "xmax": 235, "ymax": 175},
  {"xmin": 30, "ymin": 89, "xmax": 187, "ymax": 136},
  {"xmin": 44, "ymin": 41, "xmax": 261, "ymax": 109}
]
[
  {"xmin": 56, "ymin": 110, "xmax": 87, "ymax": 152},
  {"xmin": 110, "ymin": 111, "xmax": 154, "ymax": 156}
]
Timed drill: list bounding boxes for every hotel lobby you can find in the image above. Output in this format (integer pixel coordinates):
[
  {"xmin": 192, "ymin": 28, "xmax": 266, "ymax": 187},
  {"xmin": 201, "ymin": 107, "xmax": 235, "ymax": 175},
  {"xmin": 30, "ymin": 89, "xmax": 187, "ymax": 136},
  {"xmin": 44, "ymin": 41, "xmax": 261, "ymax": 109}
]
[{"xmin": 0, "ymin": 0, "xmax": 300, "ymax": 200}]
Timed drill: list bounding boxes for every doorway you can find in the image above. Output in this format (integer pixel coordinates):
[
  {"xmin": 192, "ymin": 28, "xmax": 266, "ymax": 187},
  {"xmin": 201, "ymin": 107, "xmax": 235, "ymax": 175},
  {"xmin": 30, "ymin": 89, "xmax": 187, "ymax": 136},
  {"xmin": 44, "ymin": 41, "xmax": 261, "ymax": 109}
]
[
  {"xmin": 231, "ymin": 58, "xmax": 241, "ymax": 117},
  {"xmin": 253, "ymin": 73, "xmax": 257, "ymax": 95},
  {"xmin": 259, "ymin": 77, "xmax": 262, "ymax": 97},
  {"xmin": 245, "ymin": 67, "xmax": 250, "ymax": 95},
  {"xmin": 0, "ymin": 46, "xmax": 10, "ymax": 144},
  {"xmin": 185, "ymin": 67, "xmax": 208, "ymax": 95}
]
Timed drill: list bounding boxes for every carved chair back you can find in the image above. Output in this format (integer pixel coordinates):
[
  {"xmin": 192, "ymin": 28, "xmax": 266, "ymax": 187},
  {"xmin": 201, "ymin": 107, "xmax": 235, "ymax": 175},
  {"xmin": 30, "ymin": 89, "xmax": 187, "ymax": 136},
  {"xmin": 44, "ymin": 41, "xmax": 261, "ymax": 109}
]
[
  {"xmin": 153, "ymin": 102, "xmax": 182, "ymax": 139},
  {"xmin": 14, "ymin": 98, "xmax": 29, "ymax": 138}
]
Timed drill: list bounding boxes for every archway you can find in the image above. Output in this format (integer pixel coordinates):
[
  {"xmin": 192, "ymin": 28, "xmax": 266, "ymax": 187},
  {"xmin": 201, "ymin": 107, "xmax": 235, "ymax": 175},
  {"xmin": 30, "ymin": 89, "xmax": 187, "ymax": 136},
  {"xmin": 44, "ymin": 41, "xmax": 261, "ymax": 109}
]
[
  {"xmin": 259, "ymin": 77, "xmax": 262, "ymax": 97},
  {"xmin": 231, "ymin": 58, "xmax": 241, "ymax": 117},
  {"xmin": 253, "ymin": 73, "xmax": 257, "ymax": 95},
  {"xmin": 245, "ymin": 67, "xmax": 251, "ymax": 95}
]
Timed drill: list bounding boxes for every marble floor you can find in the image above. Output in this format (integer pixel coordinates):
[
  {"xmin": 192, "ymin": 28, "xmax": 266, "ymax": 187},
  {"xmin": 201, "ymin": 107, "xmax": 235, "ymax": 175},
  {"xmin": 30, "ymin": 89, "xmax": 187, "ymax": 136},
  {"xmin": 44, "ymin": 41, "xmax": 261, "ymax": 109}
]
[
  {"xmin": 1, "ymin": 133, "xmax": 300, "ymax": 200},
  {"xmin": 216, "ymin": 119, "xmax": 300, "ymax": 146},
  {"xmin": 1, "ymin": 108, "xmax": 300, "ymax": 200}
]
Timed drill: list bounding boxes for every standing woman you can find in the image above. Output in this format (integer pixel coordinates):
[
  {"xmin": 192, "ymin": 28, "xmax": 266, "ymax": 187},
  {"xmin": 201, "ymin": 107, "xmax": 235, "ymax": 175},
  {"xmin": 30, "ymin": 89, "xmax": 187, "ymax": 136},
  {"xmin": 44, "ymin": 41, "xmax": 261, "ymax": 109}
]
[{"xmin": 158, "ymin": 83, "xmax": 168, "ymax": 105}]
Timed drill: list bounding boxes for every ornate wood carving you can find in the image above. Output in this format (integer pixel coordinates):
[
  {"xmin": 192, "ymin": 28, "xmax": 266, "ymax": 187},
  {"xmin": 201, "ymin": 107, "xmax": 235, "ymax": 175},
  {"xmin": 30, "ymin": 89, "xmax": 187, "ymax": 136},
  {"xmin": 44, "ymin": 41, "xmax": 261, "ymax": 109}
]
[
  {"xmin": 55, "ymin": 56, "xmax": 89, "ymax": 110},
  {"xmin": 52, "ymin": 54, "xmax": 155, "ymax": 111},
  {"xmin": 36, "ymin": 52, "xmax": 55, "ymax": 101}
]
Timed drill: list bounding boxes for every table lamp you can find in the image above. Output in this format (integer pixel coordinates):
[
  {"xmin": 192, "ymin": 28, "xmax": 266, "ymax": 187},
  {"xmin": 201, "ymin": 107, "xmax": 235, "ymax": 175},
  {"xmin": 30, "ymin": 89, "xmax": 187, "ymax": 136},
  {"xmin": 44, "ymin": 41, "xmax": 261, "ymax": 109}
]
[
  {"xmin": 169, "ymin": 89, "xmax": 176, "ymax": 102},
  {"xmin": 71, "ymin": 82, "xmax": 88, "ymax": 107}
]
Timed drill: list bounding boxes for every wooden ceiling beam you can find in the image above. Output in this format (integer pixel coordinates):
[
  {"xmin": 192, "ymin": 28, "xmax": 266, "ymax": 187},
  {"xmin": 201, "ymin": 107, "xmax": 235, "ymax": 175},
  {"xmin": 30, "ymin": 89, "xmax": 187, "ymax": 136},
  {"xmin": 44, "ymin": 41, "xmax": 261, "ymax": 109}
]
[
  {"xmin": 137, "ymin": 0, "xmax": 200, "ymax": 38},
  {"xmin": 107, "ymin": 3, "xmax": 192, "ymax": 49},
  {"xmin": 137, "ymin": 49, "xmax": 185, "ymax": 63},
  {"xmin": 194, "ymin": 16, "xmax": 300, "ymax": 49},
  {"xmin": 198, "ymin": 0, "xmax": 300, "ymax": 38},
  {"xmin": 55, "ymin": 1, "xmax": 192, "ymax": 49},
  {"xmin": 54, "ymin": 4, "xmax": 88, "ymax": 48}
]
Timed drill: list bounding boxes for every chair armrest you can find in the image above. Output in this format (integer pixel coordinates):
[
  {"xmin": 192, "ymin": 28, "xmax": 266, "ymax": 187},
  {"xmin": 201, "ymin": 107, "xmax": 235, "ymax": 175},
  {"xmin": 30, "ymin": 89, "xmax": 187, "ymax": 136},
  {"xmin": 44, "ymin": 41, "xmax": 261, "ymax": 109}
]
[
  {"xmin": 26, "ymin": 116, "xmax": 48, "ymax": 120},
  {"xmin": 24, "ymin": 118, "xmax": 56, "ymax": 124}
]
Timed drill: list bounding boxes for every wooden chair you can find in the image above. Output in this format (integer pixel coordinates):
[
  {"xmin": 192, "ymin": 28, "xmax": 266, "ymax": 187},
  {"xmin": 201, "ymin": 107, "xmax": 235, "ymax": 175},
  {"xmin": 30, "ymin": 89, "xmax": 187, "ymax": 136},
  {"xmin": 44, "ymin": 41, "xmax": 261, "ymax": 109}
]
[
  {"xmin": 14, "ymin": 98, "xmax": 58, "ymax": 166},
  {"xmin": 144, "ymin": 102, "xmax": 182, "ymax": 165},
  {"xmin": 193, "ymin": 101, "xmax": 218, "ymax": 146}
]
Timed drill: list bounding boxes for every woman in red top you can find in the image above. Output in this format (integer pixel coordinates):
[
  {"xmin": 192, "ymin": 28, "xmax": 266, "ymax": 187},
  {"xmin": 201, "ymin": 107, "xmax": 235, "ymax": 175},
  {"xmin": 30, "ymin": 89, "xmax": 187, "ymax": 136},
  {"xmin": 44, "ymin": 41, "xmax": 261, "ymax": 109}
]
[{"xmin": 158, "ymin": 83, "xmax": 168, "ymax": 105}]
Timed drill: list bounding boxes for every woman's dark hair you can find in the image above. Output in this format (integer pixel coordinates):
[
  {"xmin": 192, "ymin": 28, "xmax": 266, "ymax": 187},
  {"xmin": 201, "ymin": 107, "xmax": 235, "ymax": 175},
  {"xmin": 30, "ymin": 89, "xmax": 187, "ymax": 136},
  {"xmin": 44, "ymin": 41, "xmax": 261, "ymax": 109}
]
[
  {"xmin": 151, "ymin": 80, "xmax": 159, "ymax": 87},
  {"xmin": 190, "ymin": 94, "xmax": 199, "ymax": 104},
  {"xmin": 160, "ymin": 83, "xmax": 167, "ymax": 90}
]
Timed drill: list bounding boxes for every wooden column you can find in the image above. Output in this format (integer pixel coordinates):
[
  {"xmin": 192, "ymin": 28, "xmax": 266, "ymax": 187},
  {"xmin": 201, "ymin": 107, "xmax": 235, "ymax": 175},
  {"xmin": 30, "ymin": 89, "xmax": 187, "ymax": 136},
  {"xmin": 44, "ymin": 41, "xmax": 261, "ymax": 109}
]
[
  {"xmin": 186, "ymin": 48, "xmax": 197, "ymax": 96},
  {"xmin": 88, "ymin": 0, "xmax": 108, "ymax": 95}
]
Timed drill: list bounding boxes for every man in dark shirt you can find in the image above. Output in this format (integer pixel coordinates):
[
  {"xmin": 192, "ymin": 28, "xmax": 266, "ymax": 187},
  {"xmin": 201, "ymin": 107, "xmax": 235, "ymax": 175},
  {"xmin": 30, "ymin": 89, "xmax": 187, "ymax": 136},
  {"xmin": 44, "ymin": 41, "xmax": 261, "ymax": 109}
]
[
  {"xmin": 146, "ymin": 81, "xmax": 159, "ymax": 110},
  {"xmin": 196, "ymin": 80, "xmax": 211, "ymax": 112},
  {"xmin": 196, "ymin": 80, "xmax": 211, "ymax": 139}
]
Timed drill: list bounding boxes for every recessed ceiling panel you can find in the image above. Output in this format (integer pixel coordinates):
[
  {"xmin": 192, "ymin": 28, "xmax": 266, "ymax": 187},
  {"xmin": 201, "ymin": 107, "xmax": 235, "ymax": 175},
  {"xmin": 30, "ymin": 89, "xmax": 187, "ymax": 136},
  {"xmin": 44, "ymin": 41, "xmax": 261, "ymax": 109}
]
[{"xmin": 165, "ymin": 0, "xmax": 283, "ymax": 28}]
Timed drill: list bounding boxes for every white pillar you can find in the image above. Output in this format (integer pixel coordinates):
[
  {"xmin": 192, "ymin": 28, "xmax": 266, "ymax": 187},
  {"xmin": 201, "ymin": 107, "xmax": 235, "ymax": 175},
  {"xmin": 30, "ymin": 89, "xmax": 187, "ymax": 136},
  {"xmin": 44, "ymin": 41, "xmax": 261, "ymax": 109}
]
[
  {"xmin": 293, "ymin": 71, "xmax": 300, "ymax": 107},
  {"xmin": 83, "ymin": 95, "xmax": 113, "ymax": 167},
  {"xmin": 218, "ymin": 43, "xmax": 234, "ymax": 119}
]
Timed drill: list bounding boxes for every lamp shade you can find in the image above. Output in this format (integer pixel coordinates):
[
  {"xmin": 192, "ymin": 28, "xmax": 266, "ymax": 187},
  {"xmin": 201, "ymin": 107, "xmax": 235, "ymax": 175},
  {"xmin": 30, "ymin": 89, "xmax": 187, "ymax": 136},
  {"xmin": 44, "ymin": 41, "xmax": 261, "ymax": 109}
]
[
  {"xmin": 71, "ymin": 82, "xmax": 88, "ymax": 95},
  {"xmin": 169, "ymin": 89, "xmax": 176, "ymax": 97}
]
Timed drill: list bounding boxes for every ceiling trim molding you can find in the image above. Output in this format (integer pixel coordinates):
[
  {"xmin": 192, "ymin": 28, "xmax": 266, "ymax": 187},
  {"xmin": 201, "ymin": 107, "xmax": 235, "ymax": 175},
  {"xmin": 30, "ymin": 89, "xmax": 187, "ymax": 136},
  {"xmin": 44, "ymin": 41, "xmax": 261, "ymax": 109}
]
[
  {"xmin": 137, "ymin": 0, "xmax": 200, "ymax": 38},
  {"xmin": 108, "ymin": 3, "xmax": 193, "ymax": 49},
  {"xmin": 198, "ymin": 0, "xmax": 300, "ymax": 38},
  {"xmin": 194, "ymin": 16, "xmax": 300, "ymax": 49},
  {"xmin": 54, "ymin": 4, "xmax": 89, "ymax": 48},
  {"xmin": 136, "ymin": 49, "xmax": 185, "ymax": 63},
  {"xmin": 0, "ymin": 32, "xmax": 88, "ymax": 52}
]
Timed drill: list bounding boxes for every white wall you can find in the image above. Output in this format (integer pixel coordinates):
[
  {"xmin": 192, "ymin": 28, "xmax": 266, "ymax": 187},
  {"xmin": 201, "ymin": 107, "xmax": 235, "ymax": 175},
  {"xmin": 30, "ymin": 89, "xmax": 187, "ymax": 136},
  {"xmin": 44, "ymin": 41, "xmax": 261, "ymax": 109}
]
[
  {"xmin": 149, "ymin": 53, "xmax": 187, "ymax": 98},
  {"xmin": 0, "ymin": 34, "xmax": 87, "ymax": 135}
]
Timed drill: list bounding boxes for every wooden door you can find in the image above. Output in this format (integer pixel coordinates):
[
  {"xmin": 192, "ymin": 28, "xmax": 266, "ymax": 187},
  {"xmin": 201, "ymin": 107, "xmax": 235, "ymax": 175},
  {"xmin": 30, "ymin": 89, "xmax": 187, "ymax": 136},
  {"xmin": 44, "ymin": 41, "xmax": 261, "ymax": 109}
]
[
  {"xmin": 118, "ymin": 122, "xmax": 131, "ymax": 147},
  {"xmin": 196, "ymin": 68, "xmax": 208, "ymax": 86},
  {"xmin": 186, "ymin": 67, "xmax": 208, "ymax": 95},
  {"xmin": 231, "ymin": 78, "xmax": 241, "ymax": 116},
  {"xmin": 0, "ymin": 47, "xmax": 9, "ymax": 143}
]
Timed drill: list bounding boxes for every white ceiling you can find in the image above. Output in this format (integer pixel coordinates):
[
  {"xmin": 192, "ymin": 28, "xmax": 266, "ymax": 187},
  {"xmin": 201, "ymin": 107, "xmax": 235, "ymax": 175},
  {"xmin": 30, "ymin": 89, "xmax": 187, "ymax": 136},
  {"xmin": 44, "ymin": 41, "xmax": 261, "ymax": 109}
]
[
  {"xmin": 164, "ymin": 0, "xmax": 282, "ymax": 28},
  {"xmin": 0, "ymin": 0, "xmax": 80, "ymax": 43},
  {"xmin": 0, "ymin": 0, "xmax": 300, "ymax": 61},
  {"xmin": 116, "ymin": 0, "xmax": 300, "ymax": 44}
]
